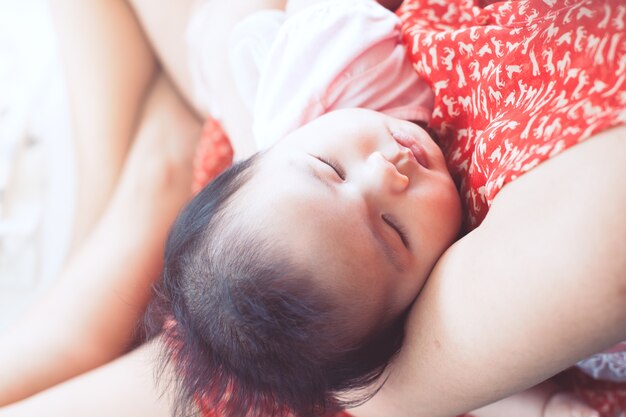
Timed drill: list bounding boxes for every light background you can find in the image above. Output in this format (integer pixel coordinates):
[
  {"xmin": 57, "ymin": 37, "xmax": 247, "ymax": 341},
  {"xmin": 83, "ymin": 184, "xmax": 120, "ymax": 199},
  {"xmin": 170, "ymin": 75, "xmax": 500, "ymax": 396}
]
[{"xmin": 0, "ymin": 0, "xmax": 74, "ymax": 333}]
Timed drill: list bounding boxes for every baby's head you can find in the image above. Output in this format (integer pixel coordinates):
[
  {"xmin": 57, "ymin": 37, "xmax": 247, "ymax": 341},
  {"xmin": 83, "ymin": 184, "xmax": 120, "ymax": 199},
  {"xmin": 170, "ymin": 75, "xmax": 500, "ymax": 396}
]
[{"xmin": 153, "ymin": 109, "xmax": 462, "ymax": 417}]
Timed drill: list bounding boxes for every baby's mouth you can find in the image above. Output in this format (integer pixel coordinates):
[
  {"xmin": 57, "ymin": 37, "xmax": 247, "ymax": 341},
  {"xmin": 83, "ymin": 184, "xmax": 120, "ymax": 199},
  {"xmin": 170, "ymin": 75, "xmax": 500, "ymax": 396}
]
[{"xmin": 390, "ymin": 130, "xmax": 430, "ymax": 169}]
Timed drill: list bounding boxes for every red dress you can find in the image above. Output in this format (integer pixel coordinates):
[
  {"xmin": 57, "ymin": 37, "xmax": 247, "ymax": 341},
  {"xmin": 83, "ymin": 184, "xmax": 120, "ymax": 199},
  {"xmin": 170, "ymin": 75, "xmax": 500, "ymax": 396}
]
[{"xmin": 398, "ymin": 0, "xmax": 626, "ymax": 230}]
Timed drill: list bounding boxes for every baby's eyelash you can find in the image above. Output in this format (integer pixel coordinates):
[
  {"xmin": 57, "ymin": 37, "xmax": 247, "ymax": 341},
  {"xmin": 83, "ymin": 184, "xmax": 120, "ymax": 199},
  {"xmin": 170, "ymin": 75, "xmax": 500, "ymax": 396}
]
[
  {"xmin": 382, "ymin": 214, "xmax": 410, "ymax": 249},
  {"xmin": 316, "ymin": 156, "xmax": 346, "ymax": 180}
]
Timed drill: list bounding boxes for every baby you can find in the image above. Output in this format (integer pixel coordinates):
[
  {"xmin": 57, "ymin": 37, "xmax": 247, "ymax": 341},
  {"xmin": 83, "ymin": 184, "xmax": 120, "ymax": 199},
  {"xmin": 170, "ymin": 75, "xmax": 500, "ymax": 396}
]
[{"xmin": 149, "ymin": 1, "xmax": 601, "ymax": 417}]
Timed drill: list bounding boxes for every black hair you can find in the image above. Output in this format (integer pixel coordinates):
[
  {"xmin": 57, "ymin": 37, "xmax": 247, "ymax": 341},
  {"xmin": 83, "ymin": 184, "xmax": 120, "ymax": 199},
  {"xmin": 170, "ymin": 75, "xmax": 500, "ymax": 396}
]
[{"xmin": 146, "ymin": 154, "xmax": 408, "ymax": 417}]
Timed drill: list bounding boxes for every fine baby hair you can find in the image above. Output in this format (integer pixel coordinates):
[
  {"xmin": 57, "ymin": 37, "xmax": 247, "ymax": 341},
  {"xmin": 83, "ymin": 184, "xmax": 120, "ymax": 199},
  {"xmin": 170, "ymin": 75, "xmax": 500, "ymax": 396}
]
[{"xmin": 147, "ymin": 153, "xmax": 408, "ymax": 417}]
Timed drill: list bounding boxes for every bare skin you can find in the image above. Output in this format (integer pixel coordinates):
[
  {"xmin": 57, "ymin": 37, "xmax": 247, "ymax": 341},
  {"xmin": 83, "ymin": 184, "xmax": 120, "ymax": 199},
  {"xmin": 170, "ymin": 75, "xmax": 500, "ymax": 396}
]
[
  {"xmin": 52, "ymin": 0, "xmax": 158, "ymax": 255},
  {"xmin": 0, "ymin": 0, "xmax": 201, "ymax": 405},
  {"xmin": 0, "ymin": 340, "xmax": 173, "ymax": 417},
  {"xmin": 0, "ymin": 74, "xmax": 199, "ymax": 406}
]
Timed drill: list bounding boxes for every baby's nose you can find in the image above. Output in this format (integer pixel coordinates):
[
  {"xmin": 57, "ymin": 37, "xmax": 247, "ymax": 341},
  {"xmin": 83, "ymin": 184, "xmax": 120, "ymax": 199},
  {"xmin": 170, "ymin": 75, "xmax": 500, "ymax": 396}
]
[{"xmin": 365, "ymin": 151, "xmax": 409, "ymax": 195}]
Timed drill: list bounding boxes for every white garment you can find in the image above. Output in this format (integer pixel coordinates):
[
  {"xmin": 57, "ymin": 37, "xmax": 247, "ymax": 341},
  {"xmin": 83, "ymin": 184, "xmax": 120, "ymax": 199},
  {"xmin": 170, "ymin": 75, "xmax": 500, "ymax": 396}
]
[{"xmin": 187, "ymin": 0, "xmax": 434, "ymax": 149}]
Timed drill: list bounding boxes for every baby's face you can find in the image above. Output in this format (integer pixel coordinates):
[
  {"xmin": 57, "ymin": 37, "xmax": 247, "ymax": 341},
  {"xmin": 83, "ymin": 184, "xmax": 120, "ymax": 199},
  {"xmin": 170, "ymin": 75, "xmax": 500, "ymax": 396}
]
[{"xmin": 235, "ymin": 109, "xmax": 461, "ymax": 328}]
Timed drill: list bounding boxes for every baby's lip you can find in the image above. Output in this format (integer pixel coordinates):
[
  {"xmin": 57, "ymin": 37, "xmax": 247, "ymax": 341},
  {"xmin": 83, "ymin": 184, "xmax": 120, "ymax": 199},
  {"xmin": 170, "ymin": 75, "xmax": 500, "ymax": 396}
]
[{"xmin": 391, "ymin": 130, "xmax": 430, "ymax": 169}]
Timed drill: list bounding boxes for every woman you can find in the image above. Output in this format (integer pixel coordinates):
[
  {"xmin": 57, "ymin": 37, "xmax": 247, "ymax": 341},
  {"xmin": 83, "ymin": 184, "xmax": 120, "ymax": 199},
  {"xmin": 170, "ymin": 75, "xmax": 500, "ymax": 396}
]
[{"xmin": 0, "ymin": 0, "xmax": 624, "ymax": 416}]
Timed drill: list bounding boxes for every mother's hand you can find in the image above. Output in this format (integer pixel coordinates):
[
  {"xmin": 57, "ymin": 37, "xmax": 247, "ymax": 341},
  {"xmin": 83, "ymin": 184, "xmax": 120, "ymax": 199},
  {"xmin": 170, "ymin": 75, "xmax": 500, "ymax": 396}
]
[{"xmin": 353, "ymin": 125, "xmax": 626, "ymax": 417}]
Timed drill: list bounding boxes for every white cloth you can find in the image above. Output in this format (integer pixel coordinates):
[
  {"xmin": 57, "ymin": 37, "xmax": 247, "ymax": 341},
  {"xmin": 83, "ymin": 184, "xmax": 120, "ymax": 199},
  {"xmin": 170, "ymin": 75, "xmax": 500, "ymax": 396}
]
[{"xmin": 187, "ymin": 0, "xmax": 434, "ymax": 149}]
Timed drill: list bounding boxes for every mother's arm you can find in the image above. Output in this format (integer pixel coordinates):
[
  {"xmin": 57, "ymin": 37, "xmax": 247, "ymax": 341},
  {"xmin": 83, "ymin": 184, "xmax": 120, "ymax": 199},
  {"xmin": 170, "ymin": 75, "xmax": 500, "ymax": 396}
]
[
  {"xmin": 353, "ymin": 125, "xmax": 626, "ymax": 417},
  {"xmin": 0, "ymin": 340, "xmax": 174, "ymax": 417}
]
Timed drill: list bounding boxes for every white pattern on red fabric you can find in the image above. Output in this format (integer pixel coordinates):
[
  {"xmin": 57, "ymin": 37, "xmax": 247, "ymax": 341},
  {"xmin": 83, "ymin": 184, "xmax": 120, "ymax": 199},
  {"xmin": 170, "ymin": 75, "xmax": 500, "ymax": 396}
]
[
  {"xmin": 578, "ymin": 352, "xmax": 626, "ymax": 382},
  {"xmin": 398, "ymin": 0, "xmax": 626, "ymax": 229},
  {"xmin": 398, "ymin": 0, "xmax": 626, "ymax": 382}
]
